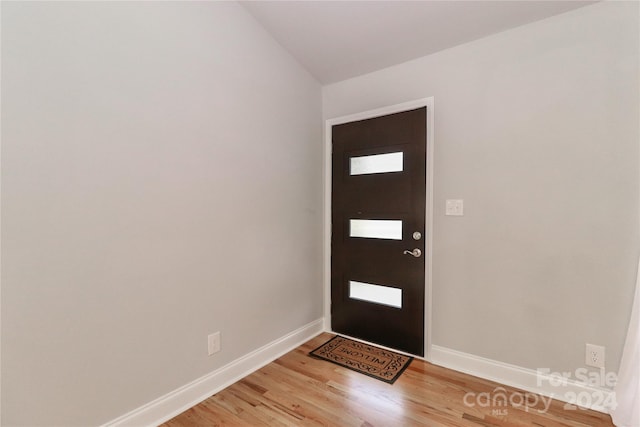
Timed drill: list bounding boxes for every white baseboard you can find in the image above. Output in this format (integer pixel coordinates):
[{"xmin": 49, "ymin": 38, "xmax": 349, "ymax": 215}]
[
  {"xmin": 102, "ymin": 318, "xmax": 324, "ymax": 427},
  {"xmin": 431, "ymin": 345, "xmax": 615, "ymax": 414}
]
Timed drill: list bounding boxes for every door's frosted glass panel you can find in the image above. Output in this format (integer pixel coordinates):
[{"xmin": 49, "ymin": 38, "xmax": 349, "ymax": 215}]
[
  {"xmin": 350, "ymin": 152, "xmax": 403, "ymax": 175},
  {"xmin": 349, "ymin": 281, "xmax": 402, "ymax": 308},
  {"xmin": 350, "ymin": 219, "xmax": 402, "ymax": 240}
]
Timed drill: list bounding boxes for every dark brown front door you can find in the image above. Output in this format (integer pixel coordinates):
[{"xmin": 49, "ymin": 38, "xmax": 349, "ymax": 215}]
[{"xmin": 331, "ymin": 107, "xmax": 426, "ymax": 356}]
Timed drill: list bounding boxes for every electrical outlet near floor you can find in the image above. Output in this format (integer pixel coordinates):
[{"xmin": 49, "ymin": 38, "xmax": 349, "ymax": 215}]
[
  {"xmin": 585, "ymin": 343, "xmax": 605, "ymax": 368},
  {"xmin": 445, "ymin": 199, "xmax": 464, "ymax": 216},
  {"xmin": 208, "ymin": 332, "xmax": 221, "ymax": 356}
]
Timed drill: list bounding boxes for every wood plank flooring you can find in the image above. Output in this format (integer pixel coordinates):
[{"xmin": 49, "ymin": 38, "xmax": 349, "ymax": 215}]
[{"xmin": 162, "ymin": 333, "xmax": 614, "ymax": 426}]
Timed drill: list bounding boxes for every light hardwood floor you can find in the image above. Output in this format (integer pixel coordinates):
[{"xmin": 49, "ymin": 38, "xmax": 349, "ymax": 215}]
[{"xmin": 162, "ymin": 333, "xmax": 614, "ymax": 426}]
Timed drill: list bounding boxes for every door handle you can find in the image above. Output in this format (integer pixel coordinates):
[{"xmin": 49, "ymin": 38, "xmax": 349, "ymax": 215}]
[{"xmin": 403, "ymin": 248, "xmax": 422, "ymax": 258}]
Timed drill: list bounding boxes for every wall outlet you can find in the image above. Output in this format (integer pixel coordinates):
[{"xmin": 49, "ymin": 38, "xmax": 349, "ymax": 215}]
[
  {"xmin": 446, "ymin": 199, "xmax": 464, "ymax": 216},
  {"xmin": 208, "ymin": 332, "xmax": 221, "ymax": 356},
  {"xmin": 585, "ymin": 343, "xmax": 605, "ymax": 368}
]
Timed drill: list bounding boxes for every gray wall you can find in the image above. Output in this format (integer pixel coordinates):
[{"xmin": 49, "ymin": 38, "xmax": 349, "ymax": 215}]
[
  {"xmin": 324, "ymin": 2, "xmax": 639, "ymax": 376},
  {"xmin": 1, "ymin": 2, "xmax": 323, "ymax": 426}
]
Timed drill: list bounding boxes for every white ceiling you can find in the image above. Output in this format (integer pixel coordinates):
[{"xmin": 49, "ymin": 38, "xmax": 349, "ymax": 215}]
[{"xmin": 241, "ymin": 1, "xmax": 597, "ymax": 84}]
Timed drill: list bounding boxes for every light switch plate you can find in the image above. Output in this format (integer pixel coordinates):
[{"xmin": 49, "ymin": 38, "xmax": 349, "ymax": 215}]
[{"xmin": 446, "ymin": 199, "xmax": 464, "ymax": 216}]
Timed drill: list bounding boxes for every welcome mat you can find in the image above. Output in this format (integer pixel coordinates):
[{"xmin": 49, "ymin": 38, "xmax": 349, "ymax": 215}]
[{"xmin": 309, "ymin": 335, "xmax": 413, "ymax": 384}]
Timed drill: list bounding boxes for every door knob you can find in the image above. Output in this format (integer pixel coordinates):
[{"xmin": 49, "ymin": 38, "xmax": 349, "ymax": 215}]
[{"xmin": 403, "ymin": 248, "xmax": 422, "ymax": 257}]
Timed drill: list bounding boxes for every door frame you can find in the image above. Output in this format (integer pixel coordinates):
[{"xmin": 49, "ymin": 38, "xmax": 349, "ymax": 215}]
[{"xmin": 323, "ymin": 97, "xmax": 435, "ymax": 360}]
